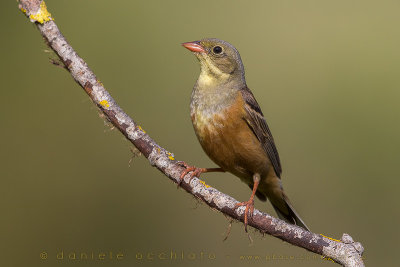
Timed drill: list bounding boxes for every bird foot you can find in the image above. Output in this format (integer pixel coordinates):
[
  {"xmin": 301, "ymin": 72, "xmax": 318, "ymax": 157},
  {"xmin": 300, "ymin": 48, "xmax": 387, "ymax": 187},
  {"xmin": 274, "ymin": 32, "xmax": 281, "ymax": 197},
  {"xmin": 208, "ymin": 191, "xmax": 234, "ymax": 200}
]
[
  {"xmin": 176, "ymin": 161, "xmax": 207, "ymax": 186},
  {"xmin": 235, "ymin": 199, "xmax": 255, "ymax": 232}
]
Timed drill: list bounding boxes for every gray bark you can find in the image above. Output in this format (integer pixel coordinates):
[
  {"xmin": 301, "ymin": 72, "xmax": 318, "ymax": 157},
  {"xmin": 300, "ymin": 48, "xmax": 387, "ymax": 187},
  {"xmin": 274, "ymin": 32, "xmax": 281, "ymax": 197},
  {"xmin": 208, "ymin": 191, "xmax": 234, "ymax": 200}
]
[{"xmin": 17, "ymin": 1, "xmax": 365, "ymax": 266}]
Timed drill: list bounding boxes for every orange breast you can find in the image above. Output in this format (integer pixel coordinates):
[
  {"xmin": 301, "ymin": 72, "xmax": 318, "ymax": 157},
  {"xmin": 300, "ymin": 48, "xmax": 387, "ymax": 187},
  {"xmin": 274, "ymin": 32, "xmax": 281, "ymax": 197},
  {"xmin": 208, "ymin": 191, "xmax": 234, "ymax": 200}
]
[{"xmin": 191, "ymin": 92, "xmax": 270, "ymax": 183}]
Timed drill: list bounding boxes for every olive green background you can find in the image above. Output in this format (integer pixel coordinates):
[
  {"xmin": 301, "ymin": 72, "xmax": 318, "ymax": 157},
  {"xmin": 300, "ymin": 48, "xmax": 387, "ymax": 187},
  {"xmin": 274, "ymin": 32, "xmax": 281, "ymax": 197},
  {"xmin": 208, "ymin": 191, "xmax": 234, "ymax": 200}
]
[{"xmin": 1, "ymin": 0, "xmax": 399, "ymax": 266}]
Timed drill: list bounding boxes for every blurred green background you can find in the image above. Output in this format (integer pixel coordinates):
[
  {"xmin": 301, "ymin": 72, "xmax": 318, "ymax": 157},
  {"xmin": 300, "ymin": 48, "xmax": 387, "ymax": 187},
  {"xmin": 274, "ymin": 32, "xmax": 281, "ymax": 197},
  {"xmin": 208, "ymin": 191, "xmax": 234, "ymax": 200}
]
[{"xmin": 1, "ymin": 0, "xmax": 399, "ymax": 266}]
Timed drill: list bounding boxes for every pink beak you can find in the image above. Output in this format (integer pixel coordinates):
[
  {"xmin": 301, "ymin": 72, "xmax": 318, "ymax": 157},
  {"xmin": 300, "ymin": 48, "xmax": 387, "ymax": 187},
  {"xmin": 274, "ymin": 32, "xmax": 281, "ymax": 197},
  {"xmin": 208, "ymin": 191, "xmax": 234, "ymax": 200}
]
[{"xmin": 182, "ymin": 41, "xmax": 205, "ymax": 53}]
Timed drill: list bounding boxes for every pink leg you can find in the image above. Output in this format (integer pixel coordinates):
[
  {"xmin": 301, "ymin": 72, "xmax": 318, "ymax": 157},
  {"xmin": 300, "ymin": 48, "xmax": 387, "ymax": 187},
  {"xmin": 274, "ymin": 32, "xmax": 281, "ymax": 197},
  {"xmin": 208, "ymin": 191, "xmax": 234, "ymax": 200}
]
[
  {"xmin": 177, "ymin": 161, "xmax": 224, "ymax": 185},
  {"xmin": 235, "ymin": 174, "xmax": 261, "ymax": 232}
]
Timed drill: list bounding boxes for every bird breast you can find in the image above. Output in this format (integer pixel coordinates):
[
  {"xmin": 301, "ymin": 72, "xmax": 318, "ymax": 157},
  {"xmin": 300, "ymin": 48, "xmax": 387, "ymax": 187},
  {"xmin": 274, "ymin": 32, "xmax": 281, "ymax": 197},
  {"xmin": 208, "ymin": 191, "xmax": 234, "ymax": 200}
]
[{"xmin": 190, "ymin": 91, "xmax": 270, "ymax": 180}]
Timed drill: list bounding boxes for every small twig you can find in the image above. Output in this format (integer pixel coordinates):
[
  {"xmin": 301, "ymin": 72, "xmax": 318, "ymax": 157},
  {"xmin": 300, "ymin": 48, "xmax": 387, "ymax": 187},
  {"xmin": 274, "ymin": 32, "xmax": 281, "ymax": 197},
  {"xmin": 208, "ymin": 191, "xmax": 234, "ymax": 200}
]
[
  {"xmin": 222, "ymin": 220, "xmax": 233, "ymax": 242},
  {"xmin": 49, "ymin": 58, "xmax": 67, "ymax": 69}
]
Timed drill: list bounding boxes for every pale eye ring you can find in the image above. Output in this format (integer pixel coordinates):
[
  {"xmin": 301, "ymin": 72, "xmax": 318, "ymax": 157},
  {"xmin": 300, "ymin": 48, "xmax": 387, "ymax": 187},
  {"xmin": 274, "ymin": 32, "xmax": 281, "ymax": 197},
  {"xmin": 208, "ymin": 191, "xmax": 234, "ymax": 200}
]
[{"xmin": 212, "ymin": 46, "xmax": 223, "ymax": 54}]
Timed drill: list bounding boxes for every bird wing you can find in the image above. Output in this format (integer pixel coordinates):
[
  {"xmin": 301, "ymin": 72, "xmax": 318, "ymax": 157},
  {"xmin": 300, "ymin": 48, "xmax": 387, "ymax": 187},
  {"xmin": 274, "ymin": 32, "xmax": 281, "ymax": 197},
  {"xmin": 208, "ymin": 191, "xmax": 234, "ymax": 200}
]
[{"xmin": 240, "ymin": 87, "xmax": 282, "ymax": 178}]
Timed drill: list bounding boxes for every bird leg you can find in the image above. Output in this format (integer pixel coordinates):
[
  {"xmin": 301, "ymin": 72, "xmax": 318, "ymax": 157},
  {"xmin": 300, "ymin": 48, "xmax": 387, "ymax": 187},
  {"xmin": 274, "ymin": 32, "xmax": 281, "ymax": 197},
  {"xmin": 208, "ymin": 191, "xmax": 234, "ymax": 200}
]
[
  {"xmin": 235, "ymin": 173, "xmax": 261, "ymax": 232},
  {"xmin": 176, "ymin": 161, "xmax": 224, "ymax": 185}
]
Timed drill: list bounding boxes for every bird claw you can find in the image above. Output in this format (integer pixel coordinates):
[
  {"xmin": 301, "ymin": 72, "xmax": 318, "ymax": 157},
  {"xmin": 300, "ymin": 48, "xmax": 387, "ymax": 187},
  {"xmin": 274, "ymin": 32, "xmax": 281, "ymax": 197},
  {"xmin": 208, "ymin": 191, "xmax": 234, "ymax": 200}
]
[
  {"xmin": 235, "ymin": 199, "xmax": 255, "ymax": 232},
  {"xmin": 176, "ymin": 161, "xmax": 206, "ymax": 187}
]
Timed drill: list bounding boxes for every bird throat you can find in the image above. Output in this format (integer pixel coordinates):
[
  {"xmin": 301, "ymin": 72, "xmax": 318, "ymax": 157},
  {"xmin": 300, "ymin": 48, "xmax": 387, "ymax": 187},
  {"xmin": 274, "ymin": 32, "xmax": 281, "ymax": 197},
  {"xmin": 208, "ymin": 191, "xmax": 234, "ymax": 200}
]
[
  {"xmin": 191, "ymin": 71, "xmax": 241, "ymax": 120},
  {"xmin": 190, "ymin": 53, "xmax": 246, "ymax": 120}
]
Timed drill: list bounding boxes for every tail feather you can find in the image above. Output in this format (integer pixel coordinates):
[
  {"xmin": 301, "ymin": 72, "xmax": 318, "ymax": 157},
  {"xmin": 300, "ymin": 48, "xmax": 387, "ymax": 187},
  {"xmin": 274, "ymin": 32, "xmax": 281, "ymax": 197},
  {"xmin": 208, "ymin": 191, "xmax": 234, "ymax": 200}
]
[{"xmin": 272, "ymin": 193, "xmax": 310, "ymax": 231}]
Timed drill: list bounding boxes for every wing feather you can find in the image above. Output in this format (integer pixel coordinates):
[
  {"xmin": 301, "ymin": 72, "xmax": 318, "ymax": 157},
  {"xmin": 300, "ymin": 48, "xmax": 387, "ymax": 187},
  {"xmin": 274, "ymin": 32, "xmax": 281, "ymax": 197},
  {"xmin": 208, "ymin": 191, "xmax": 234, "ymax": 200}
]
[{"xmin": 240, "ymin": 87, "xmax": 282, "ymax": 178}]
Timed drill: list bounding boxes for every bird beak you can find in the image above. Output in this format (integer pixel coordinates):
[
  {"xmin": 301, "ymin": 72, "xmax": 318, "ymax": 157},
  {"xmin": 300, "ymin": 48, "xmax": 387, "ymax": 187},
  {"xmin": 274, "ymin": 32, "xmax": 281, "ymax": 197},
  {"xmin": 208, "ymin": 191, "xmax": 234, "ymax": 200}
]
[{"xmin": 182, "ymin": 41, "xmax": 205, "ymax": 53}]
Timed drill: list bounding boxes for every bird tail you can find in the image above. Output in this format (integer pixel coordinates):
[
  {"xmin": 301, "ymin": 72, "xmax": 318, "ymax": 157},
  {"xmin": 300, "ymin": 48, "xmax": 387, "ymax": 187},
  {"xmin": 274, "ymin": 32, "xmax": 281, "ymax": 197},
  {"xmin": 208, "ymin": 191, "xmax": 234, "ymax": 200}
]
[{"xmin": 271, "ymin": 193, "xmax": 310, "ymax": 231}]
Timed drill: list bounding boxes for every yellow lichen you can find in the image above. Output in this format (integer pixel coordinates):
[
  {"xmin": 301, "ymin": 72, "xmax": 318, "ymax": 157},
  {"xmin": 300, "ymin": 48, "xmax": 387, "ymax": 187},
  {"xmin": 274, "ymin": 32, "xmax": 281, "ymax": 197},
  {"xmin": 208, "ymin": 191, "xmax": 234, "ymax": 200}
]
[
  {"xmin": 20, "ymin": 7, "xmax": 27, "ymax": 14},
  {"xmin": 198, "ymin": 180, "xmax": 210, "ymax": 188},
  {"xmin": 166, "ymin": 151, "xmax": 175, "ymax": 160},
  {"xmin": 137, "ymin": 126, "xmax": 146, "ymax": 133},
  {"xmin": 321, "ymin": 256, "xmax": 335, "ymax": 262},
  {"xmin": 29, "ymin": 1, "xmax": 52, "ymax": 24},
  {"xmin": 99, "ymin": 100, "xmax": 110, "ymax": 108},
  {"xmin": 320, "ymin": 234, "xmax": 341, "ymax": 242}
]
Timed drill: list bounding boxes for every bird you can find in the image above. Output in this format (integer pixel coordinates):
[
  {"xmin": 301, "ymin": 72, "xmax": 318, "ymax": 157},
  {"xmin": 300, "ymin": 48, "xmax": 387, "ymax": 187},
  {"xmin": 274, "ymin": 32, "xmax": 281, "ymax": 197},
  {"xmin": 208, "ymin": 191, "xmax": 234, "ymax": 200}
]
[{"xmin": 180, "ymin": 38, "xmax": 309, "ymax": 232}]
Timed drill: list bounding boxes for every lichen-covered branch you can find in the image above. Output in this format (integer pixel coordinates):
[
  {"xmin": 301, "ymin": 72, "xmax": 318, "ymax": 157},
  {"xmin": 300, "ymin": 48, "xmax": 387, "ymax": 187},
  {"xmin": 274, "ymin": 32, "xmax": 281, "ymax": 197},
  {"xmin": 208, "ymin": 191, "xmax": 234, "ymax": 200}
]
[{"xmin": 18, "ymin": 1, "xmax": 365, "ymax": 266}]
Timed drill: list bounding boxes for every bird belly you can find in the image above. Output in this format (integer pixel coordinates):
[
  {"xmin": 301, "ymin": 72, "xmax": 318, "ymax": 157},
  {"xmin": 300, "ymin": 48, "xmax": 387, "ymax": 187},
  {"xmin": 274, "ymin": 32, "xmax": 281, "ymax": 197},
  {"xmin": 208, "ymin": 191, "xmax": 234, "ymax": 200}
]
[{"xmin": 191, "ymin": 101, "xmax": 270, "ymax": 184}]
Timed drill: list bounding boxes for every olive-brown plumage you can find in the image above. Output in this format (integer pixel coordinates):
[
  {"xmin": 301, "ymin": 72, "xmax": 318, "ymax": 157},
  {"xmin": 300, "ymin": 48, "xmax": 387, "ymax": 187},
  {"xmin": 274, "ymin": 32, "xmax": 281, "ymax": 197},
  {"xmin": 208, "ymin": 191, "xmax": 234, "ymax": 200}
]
[{"xmin": 182, "ymin": 38, "xmax": 309, "ymax": 231}]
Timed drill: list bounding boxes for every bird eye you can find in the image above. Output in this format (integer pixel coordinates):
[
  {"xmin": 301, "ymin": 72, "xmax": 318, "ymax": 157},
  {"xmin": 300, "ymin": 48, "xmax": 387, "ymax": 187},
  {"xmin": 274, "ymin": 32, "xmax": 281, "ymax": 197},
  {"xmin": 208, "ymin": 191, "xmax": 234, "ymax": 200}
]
[{"xmin": 212, "ymin": 46, "xmax": 223, "ymax": 54}]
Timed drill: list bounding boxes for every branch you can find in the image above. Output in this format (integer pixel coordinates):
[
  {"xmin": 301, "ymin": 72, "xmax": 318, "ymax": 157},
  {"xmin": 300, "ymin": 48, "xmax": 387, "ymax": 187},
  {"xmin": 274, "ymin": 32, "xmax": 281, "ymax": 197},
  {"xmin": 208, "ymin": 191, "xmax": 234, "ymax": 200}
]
[{"xmin": 18, "ymin": 1, "xmax": 365, "ymax": 266}]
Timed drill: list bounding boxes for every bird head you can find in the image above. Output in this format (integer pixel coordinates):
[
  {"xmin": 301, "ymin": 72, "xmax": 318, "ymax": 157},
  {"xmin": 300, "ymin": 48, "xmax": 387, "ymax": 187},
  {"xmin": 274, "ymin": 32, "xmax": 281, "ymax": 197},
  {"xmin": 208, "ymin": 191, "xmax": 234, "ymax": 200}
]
[{"xmin": 182, "ymin": 38, "xmax": 245, "ymax": 87}]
